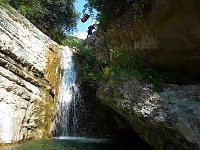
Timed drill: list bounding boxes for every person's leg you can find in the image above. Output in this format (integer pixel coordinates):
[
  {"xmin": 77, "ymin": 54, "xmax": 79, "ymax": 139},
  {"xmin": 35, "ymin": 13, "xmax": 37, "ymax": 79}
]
[{"xmin": 87, "ymin": 30, "xmax": 92, "ymax": 37}]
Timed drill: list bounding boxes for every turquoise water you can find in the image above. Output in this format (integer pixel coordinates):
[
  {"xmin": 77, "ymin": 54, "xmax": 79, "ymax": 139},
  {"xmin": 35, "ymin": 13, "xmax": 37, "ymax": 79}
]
[{"xmin": 1, "ymin": 136, "xmax": 154, "ymax": 150}]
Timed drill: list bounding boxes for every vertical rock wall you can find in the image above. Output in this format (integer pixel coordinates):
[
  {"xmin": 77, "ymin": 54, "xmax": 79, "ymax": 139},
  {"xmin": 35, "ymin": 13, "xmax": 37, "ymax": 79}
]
[
  {"xmin": 106, "ymin": 0, "xmax": 200, "ymax": 80},
  {"xmin": 0, "ymin": 6, "xmax": 61, "ymax": 143}
]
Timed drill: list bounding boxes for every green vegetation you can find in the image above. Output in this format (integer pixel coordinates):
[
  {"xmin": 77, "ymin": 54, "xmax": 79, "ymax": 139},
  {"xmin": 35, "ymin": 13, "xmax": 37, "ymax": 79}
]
[
  {"xmin": 105, "ymin": 49, "xmax": 193, "ymax": 85},
  {"xmin": 84, "ymin": 0, "xmax": 128, "ymax": 30},
  {"xmin": 0, "ymin": 0, "xmax": 13, "ymax": 11},
  {"xmin": 61, "ymin": 35, "xmax": 83, "ymax": 48},
  {"xmin": 84, "ymin": 0, "xmax": 152, "ymax": 30},
  {"xmin": 0, "ymin": 0, "xmax": 8, "ymax": 6},
  {"xmin": 7, "ymin": 0, "xmax": 79, "ymax": 43},
  {"xmin": 78, "ymin": 47, "xmax": 106, "ymax": 87},
  {"xmin": 78, "ymin": 46, "xmax": 193, "ymax": 87}
]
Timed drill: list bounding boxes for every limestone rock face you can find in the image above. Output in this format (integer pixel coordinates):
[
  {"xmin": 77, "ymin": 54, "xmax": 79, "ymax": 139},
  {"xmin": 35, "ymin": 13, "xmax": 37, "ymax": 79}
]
[
  {"xmin": 106, "ymin": 0, "xmax": 200, "ymax": 80},
  {"xmin": 90, "ymin": 1, "xmax": 200, "ymax": 149},
  {"xmin": 97, "ymin": 77, "xmax": 200, "ymax": 150},
  {"xmin": 0, "ymin": 6, "xmax": 62, "ymax": 143},
  {"xmin": 83, "ymin": 30, "xmax": 110, "ymax": 65}
]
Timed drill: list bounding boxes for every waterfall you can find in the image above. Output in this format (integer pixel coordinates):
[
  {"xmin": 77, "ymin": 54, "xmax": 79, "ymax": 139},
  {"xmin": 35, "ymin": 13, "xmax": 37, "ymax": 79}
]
[{"xmin": 54, "ymin": 46, "xmax": 87, "ymax": 137}]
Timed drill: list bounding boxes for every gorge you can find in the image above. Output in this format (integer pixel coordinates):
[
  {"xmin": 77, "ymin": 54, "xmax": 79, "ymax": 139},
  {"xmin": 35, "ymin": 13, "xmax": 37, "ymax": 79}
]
[{"xmin": 1, "ymin": 1, "xmax": 200, "ymax": 150}]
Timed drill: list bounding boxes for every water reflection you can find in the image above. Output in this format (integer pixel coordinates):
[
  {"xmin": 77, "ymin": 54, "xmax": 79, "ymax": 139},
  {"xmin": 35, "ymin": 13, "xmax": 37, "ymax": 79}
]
[{"xmin": 1, "ymin": 136, "xmax": 153, "ymax": 150}]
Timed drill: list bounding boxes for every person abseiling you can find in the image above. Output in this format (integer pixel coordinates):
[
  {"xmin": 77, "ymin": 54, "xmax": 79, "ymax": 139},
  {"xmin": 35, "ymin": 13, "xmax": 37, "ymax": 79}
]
[{"xmin": 87, "ymin": 24, "xmax": 96, "ymax": 38}]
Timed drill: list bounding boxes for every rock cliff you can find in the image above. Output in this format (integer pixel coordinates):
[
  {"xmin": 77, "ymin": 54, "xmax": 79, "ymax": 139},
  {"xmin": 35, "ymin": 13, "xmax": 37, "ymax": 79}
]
[
  {"xmin": 97, "ymin": 77, "xmax": 200, "ymax": 150},
  {"xmin": 106, "ymin": 0, "xmax": 200, "ymax": 81},
  {"xmin": 0, "ymin": 6, "xmax": 63, "ymax": 143},
  {"xmin": 87, "ymin": 0, "xmax": 200, "ymax": 149},
  {"xmin": 86, "ymin": 29, "xmax": 200, "ymax": 149}
]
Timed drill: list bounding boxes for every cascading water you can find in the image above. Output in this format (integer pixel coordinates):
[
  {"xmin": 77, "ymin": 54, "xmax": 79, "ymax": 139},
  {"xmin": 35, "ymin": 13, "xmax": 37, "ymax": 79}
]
[
  {"xmin": 55, "ymin": 46, "xmax": 84, "ymax": 136},
  {"xmin": 1, "ymin": 46, "xmax": 155, "ymax": 150}
]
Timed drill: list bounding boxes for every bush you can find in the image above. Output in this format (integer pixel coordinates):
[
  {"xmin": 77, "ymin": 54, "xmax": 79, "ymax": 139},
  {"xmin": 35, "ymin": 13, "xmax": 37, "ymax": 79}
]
[{"xmin": 8, "ymin": 0, "xmax": 79, "ymax": 43}]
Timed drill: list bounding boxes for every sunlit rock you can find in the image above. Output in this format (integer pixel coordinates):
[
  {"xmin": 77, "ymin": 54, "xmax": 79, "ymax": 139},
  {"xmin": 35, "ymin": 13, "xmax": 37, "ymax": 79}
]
[
  {"xmin": 0, "ymin": 6, "xmax": 62, "ymax": 143},
  {"xmin": 97, "ymin": 77, "xmax": 200, "ymax": 150}
]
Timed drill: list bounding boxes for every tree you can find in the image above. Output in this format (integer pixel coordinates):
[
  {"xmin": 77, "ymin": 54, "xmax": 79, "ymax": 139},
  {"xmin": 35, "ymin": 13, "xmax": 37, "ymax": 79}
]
[
  {"xmin": 9, "ymin": 0, "xmax": 79, "ymax": 42},
  {"xmin": 84, "ymin": 0, "xmax": 129, "ymax": 30}
]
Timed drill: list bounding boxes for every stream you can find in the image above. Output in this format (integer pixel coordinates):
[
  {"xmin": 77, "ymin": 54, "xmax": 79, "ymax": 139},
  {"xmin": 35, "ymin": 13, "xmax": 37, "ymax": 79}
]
[{"xmin": 1, "ymin": 136, "xmax": 152, "ymax": 150}]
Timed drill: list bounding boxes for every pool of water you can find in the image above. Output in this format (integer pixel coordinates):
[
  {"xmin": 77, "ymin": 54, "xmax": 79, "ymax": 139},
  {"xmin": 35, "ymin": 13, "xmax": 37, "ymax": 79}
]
[{"xmin": 1, "ymin": 136, "xmax": 154, "ymax": 150}]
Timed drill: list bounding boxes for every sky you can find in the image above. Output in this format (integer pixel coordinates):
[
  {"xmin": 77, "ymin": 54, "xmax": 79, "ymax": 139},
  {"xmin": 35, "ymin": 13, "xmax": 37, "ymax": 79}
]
[{"xmin": 73, "ymin": 0, "xmax": 97, "ymax": 39}]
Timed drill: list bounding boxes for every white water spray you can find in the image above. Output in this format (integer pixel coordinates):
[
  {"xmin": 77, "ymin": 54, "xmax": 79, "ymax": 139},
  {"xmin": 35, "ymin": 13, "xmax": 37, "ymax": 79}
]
[{"xmin": 57, "ymin": 46, "xmax": 78, "ymax": 135}]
